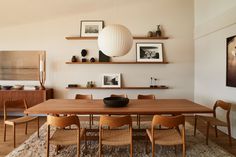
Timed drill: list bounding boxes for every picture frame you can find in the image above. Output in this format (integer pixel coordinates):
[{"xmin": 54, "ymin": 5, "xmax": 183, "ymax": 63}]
[
  {"xmin": 80, "ymin": 20, "xmax": 104, "ymax": 37},
  {"xmin": 136, "ymin": 42, "xmax": 163, "ymax": 62},
  {"xmin": 102, "ymin": 73, "xmax": 121, "ymax": 88},
  {"xmin": 226, "ymin": 35, "xmax": 236, "ymax": 87}
]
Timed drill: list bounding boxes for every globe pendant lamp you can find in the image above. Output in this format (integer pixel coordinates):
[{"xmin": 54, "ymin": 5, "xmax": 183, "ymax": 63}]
[{"xmin": 98, "ymin": 24, "xmax": 133, "ymax": 57}]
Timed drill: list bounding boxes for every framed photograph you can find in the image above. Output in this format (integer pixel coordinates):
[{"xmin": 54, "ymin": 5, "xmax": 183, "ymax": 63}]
[
  {"xmin": 136, "ymin": 43, "xmax": 163, "ymax": 62},
  {"xmin": 80, "ymin": 20, "xmax": 104, "ymax": 37},
  {"xmin": 226, "ymin": 35, "xmax": 236, "ymax": 87},
  {"xmin": 102, "ymin": 73, "xmax": 121, "ymax": 88}
]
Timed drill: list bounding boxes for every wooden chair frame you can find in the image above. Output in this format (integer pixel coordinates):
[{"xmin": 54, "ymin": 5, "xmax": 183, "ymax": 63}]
[
  {"xmin": 194, "ymin": 100, "xmax": 232, "ymax": 145},
  {"xmin": 99, "ymin": 115, "xmax": 133, "ymax": 157}
]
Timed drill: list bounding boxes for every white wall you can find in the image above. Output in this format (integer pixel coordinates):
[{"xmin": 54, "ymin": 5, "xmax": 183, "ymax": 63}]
[
  {"xmin": 194, "ymin": 0, "xmax": 236, "ymax": 138},
  {"xmin": 0, "ymin": 0, "xmax": 194, "ymax": 100}
]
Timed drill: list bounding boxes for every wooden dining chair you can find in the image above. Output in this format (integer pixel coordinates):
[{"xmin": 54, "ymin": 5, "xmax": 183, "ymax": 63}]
[
  {"xmin": 46, "ymin": 115, "xmax": 86, "ymax": 157},
  {"xmin": 137, "ymin": 94, "xmax": 156, "ymax": 128},
  {"xmin": 75, "ymin": 94, "xmax": 93, "ymax": 129},
  {"xmin": 3, "ymin": 99, "xmax": 39, "ymax": 148},
  {"xmin": 99, "ymin": 115, "xmax": 133, "ymax": 157},
  {"xmin": 194, "ymin": 100, "xmax": 232, "ymax": 146},
  {"xmin": 110, "ymin": 94, "xmax": 127, "ymax": 98},
  {"xmin": 146, "ymin": 115, "xmax": 185, "ymax": 157}
]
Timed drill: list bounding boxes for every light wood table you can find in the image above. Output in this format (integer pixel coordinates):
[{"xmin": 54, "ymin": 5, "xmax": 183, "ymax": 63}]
[{"xmin": 25, "ymin": 99, "xmax": 213, "ymax": 115}]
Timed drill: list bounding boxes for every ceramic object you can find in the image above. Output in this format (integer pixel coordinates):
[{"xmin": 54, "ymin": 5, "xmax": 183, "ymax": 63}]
[{"xmin": 103, "ymin": 97, "xmax": 129, "ymax": 107}]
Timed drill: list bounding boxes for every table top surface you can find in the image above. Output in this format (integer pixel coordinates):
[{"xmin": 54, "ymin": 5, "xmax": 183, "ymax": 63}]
[{"xmin": 24, "ymin": 99, "xmax": 213, "ymax": 115}]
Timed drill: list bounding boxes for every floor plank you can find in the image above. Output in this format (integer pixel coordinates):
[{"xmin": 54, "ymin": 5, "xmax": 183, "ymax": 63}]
[{"xmin": 0, "ymin": 116, "xmax": 235, "ymax": 157}]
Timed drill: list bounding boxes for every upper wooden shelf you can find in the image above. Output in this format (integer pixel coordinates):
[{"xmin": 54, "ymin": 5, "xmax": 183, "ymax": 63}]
[
  {"xmin": 66, "ymin": 61, "xmax": 168, "ymax": 64},
  {"xmin": 65, "ymin": 36, "xmax": 169, "ymax": 40},
  {"xmin": 66, "ymin": 86, "xmax": 169, "ymax": 90}
]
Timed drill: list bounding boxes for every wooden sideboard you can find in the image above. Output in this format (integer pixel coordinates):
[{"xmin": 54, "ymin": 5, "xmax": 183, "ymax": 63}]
[{"xmin": 0, "ymin": 88, "xmax": 53, "ymax": 112}]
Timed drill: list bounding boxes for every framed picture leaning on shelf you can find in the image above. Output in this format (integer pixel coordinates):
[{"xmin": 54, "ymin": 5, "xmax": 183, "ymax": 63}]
[
  {"xmin": 80, "ymin": 20, "xmax": 104, "ymax": 37},
  {"xmin": 102, "ymin": 73, "xmax": 121, "ymax": 88},
  {"xmin": 136, "ymin": 42, "xmax": 163, "ymax": 62}
]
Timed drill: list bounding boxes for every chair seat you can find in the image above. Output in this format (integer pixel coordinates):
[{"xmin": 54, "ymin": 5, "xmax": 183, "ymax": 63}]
[
  {"xmin": 197, "ymin": 115, "xmax": 227, "ymax": 126},
  {"xmin": 50, "ymin": 128, "xmax": 86, "ymax": 145},
  {"xmin": 5, "ymin": 116, "xmax": 38, "ymax": 125},
  {"xmin": 146, "ymin": 129, "xmax": 183, "ymax": 145},
  {"xmin": 102, "ymin": 129, "xmax": 131, "ymax": 146}
]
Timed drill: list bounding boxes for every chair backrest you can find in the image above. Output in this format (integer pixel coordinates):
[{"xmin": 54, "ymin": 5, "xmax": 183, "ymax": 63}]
[
  {"xmin": 110, "ymin": 94, "xmax": 127, "ymax": 98},
  {"xmin": 213, "ymin": 100, "xmax": 231, "ymax": 122},
  {"xmin": 47, "ymin": 115, "xmax": 80, "ymax": 128},
  {"xmin": 151, "ymin": 115, "xmax": 185, "ymax": 128},
  {"xmin": 75, "ymin": 94, "xmax": 93, "ymax": 100},
  {"xmin": 4, "ymin": 99, "xmax": 28, "ymax": 121},
  {"xmin": 99, "ymin": 115, "xmax": 132, "ymax": 128},
  {"xmin": 137, "ymin": 94, "xmax": 155, "ymax": 100}
]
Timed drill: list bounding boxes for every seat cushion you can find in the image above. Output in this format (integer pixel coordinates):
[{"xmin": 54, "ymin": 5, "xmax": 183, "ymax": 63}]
[
  {"xmin": 102, "ymin": 129, "xmax": 131, "ymax": 146},
  {"xmin": 50, "ymin": 128, "xmax": 86, "ymax": 145},
  {"xmin": 197, "ymin": 115, "xmax": 227, "ymax": 126},
  {"xmin": 5, "ymin": 116, "xmax": 38, "ymax": 125},
  {"xmin": 146, "ymin": 129, "xmax": 183, "ymax": 145}
]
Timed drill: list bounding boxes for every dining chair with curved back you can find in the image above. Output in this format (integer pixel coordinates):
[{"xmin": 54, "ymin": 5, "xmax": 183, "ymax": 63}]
[
  {"xmin": 194, "ymin": 100, "xmax": 232, "ymax": 145},
  {"xmin": 3, "ymin": 99, "xmax": 39, "ymax": 148},
  {"xmin": 146, "ymin": 115, "xmax": 186, "ymax": 157},
  {"xmin": 75, "ymin": 94, "xmax": 93, "ymax": 129},
  {"xmin": 99, "ymin": 115, "xmax": 133, "ymax": 157},
  {"xmin": 110, "ymin": 94, "xmax": 127, "ymax": 98},
  {"xmin": 46, "ymin": 115, "xmax": 86, "ymax": 157},
  {"xmin": 137, "ymin": 94, "xmax": 156, "ymax": 128}
]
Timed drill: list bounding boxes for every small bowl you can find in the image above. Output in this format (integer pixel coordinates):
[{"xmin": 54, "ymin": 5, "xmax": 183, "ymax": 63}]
[
  {"xmin": 103, "ymin": 97, "xmax": 129, "ymax": 107},
  {"xmin": 2, "ymin": 85, "xmax": 13, "ymax": 90}
]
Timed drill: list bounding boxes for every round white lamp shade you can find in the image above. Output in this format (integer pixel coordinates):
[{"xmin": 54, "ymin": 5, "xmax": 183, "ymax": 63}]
[{"xmin": 98, "ymin": 24, "xmax": 133, "ymax": 57}]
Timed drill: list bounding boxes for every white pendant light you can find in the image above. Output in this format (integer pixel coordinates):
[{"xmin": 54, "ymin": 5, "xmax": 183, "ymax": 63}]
[{"xmin": 98, "ymin": 24, "xmax": 133, "ymax": 57}]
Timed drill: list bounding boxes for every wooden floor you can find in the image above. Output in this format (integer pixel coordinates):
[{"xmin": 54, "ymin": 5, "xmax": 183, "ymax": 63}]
[{"xmin": 0, "ymin": 116, "xmax": 235, "ymax": 157}]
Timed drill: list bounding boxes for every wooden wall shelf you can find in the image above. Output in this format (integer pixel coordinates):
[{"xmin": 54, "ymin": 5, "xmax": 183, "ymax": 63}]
[
  {"xmin": 66, "ymin": 61, "xmax": 169, "ymax": 64},
  {"xmin": 65, "ymin": 36, "xmax": 169, "ymax": 40},
  {"xmin": 66, "ymin": 86, "xmax": 169, "ymax": 90}
]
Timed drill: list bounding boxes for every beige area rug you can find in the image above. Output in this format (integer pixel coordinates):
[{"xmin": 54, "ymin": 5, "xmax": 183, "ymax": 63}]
[{"xmin": 6, "ymin": 121, "xmax": 234, "ymax": 157}]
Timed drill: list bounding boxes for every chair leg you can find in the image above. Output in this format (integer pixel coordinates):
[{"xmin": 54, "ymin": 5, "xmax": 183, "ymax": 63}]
[
  {"xmin": 37, "ymin": 117, "xmax": 40, "ymax": 138},
  {"xmin": 84, "ymin": 131, "xmax": 87, "ymax": 150},
  {"xmin": 174, "ymin": 145, "xmax": 177, "ymax": 155},
  {"xmin": 136, "ymin": 115, "xmax": 139, "ymax": 125},
  {"xmin": 194, "ymin": 116, "xmax": 197, "ymax": 136},
  {"xmin": 152, "ymin": 142, "xmax": 155, "ymax": 157},
  {"xmin": 13, "ymin": 125, "xmax": 16, "ymax": 148},
  {"xmin": 25, "ymin": 122, "xmax": 28, "ymax": 135},
  {"xmin": 182, "ymin": 143, "xmax": 186, "ymax": 157},
  {"xmin": 228, "ymin": 125, "xmax": 232, "ymax": 146},
  {"xmin": 130, "ymin": 142, "xmax": 133, "ymax": 157},
  {"xmin": 89, "ymin": 115, "xmax": 92, "ymax": 129},
  {"xmin": 91, "ymin": 114, "xmax": 94, "ymax": 125},
  {"xmin": 99, "ymin": 143, "xmax": 102, "ymax": 157},
  {"xmin": 214, "ymin": 125, "xmax": 218, "ymax": 137},
  {"xmin": 206, "ymin": 122, "xmax": 210, "ymax": 145},
  {"xmin": 46, "ymin": 126, "xmax": 50, "ymax": 157},
  {"xmin": 3, "ymin": 124, "xmax": 6, "ymax": 142}
]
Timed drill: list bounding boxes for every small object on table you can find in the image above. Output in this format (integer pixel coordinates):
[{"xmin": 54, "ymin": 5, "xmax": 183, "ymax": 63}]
[
  {"xmin": 103, "ymin": 97, "xmax": 129, "ymax": 107},
  {"xmin": 68, "ymin": 84, "xmax": 78, "ymax": 88},
  {"xmin": 2, "ymin": 86, "xmax": 13, "ymax": 90}
]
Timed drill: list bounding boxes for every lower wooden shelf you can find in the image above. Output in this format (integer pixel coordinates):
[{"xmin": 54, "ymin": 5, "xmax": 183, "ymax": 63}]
[{"xmin": 66, "ymin": 86, "xmax": 169, "ymax": 90}]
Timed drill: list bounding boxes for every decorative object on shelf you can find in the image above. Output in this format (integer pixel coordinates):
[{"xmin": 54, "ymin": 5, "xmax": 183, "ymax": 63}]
[
  {"xmin": 90, "ymin": 57, "xmax": 96, "ymax": 62},
  {"xmin": 81, "ymin": 49, "xmax": 87, "ymax": 57},
  {"xmin": 80, "ymin": 20, "xmax": 104, "ymax": 37},
  {"xmin": 103, "ymin": 97, "xmax": 129, "ymax": 107},
  {"xmin": 136, "ymin": 42, "xmax": 163, "ymax": 62},
  {"xmin": 150, "ymin": 77, "xmax": 153, "ymax": 88},
  {"xmin": 68, "ymin": 84, "xmax": 79, "ymax": 88},
  {"xmin": 39, "ymin": 53, "xmax": 46, "ymax": 90},
  {"xmin": 99, "ymin": 50, "xmax": 110, "ymax": 62},
  {"xmin": 82, "ymin": 58, "xmax": 87, "ymax": 62},
  {"xmin": 226, "ymin": 35, "xmax": 236, "ymax": 87},
  {"xmin": 86, "ymin": 81, "xmax": 95, "ymax": 88},
  {"xmin": 71, "ymin": 56, "xmax": 77, "ymax": 62},
  {"xmin": 102, "ymin": 73, "xmax": 121, "ymax": 88},
  {"xmin": 147, "ymin": 31, "xmax": 153, "ymax": 37},
  {"xmin": 156, "ymin": 25, "xmax": 162, "ymax": 37},
  {"xmin": 98, "ymin": 24, "xmax": 133, "ymax": 57},
  {"xmin": 154, "ymin": 78, "xmax": 158, "ymax": 87}
]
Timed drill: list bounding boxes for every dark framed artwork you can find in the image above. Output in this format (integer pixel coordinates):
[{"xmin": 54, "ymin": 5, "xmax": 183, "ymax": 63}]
[
  {"xmin": 226, "ymin": 35, "xmax": 236, "ymax": 87},
  {"xmin": 136, "ymin": 43, "xmax": 163, "ymax": 62},
  {"xmin": 80, "ymin": 20, "xmax": 104, "ymax": 37}
]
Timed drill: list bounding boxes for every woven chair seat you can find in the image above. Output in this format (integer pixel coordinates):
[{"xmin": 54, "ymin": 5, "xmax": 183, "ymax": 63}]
[
  {"xmin": 5, "ymin": 116, "xmax": 38, "ymax": 125},
  {"xmin": 102, "ymin": 129, "xmax": 131, "ymax": 146},
  {"xmin": 196, "ymin": 115, "xmax": 227, "ymax": 126},
  {"xmin": 50, "ymin": 128, "xmax": 85, "ymax": 145},
  {"xmin": 146, "ymin": 129, "xmax": 183, "ymax": 146}
]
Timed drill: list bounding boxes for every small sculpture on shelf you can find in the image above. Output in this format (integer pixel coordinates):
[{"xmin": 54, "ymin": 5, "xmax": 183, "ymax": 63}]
[
  {"xmin": 81, "ymin": 49, "xmax": 87, "ymax": 62},
  {"xmin": 147, "ymin": 24, "xmax": 163, "ymax": 37},
  {"xmin": 150, "ymin": 77, "xmax": 158, "ymax": 88},
  {"xmin": 71, "ymin": 56, "xmax": 78, "ymax": 62},
  {"xmin": 90, "ymin": 57, "xmax": 96, "ymax": 62},
  {"xmin": 156, "ymin": 25, "xmax": 162, "ymax": 37},
  {"xmin": 86, "ymin": 81, "xmax": 96, "ymax": 88}
]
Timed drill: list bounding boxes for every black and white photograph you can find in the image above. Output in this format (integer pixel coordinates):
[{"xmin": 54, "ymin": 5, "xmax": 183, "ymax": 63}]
[
  {"xmin": 136, "ymin": 43, "xmax": 163, "ymax": 62},
  {"xmin": 80, "ymin": 20, "xmax": 104, "ymax": 37},
  {"xmin": 226, "ymin": 35, "xmax": 236, "ymax": 87},
  {"xmin": 102, "ymin": 73, "xmax": 121, "ymax": 88}
]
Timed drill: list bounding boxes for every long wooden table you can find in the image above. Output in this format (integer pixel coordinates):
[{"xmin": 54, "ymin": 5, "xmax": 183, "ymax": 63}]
[{"xmin": 24, "ymin": 99, "xmax": 213, "ymax": 115}]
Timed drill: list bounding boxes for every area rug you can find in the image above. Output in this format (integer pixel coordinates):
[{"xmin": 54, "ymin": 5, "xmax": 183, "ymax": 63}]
[{"xmin": 6, "ymin": 121, "xmax": 234, "ymax": 157}]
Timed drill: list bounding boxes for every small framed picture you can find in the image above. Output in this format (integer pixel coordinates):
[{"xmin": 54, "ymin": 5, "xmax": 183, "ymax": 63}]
[
  {"xmin": 80, "ymin": 20, "xmax": 104, "ymax": 37},
  {"xmin": 136, "ymin": 43, "xmax": 163, "ymax": 62},
  {"xmin": 102, "ymin": 73, "xmax": 121, "ymax": 88}
]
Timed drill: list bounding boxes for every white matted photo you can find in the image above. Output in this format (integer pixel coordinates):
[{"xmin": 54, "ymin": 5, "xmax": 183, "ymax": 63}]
[
  {"xmin": 102, "ymin": 73, "xmax": 121, "ymax": 88},
  {"xmin": 80, "ymin": 20, "xmax": 104, "ymax": 37},
  {"xmin": 136, "ymin": 43, "xmax": 163, "ymax": 62}
]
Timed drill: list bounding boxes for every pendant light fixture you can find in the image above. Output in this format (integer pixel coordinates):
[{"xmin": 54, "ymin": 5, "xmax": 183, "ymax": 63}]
[{"xmin": 98, "ymin": 24, "xmax": 133, "ymax": 57}]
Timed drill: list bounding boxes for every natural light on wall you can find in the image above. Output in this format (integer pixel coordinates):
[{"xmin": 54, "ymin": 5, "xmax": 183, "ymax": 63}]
[{"xmin": 98, "ymin": 24, "xmax": 133, "ymax": 57}]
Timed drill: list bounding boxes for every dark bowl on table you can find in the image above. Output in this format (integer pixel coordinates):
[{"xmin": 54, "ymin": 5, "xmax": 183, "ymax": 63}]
[
  {"xmin": 2, "ymin": 86, "xmax": 13, "ymax": 90},
  {"xmin": 103, "ymin": 97, "xmax": 129, "ymax": 107}
]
